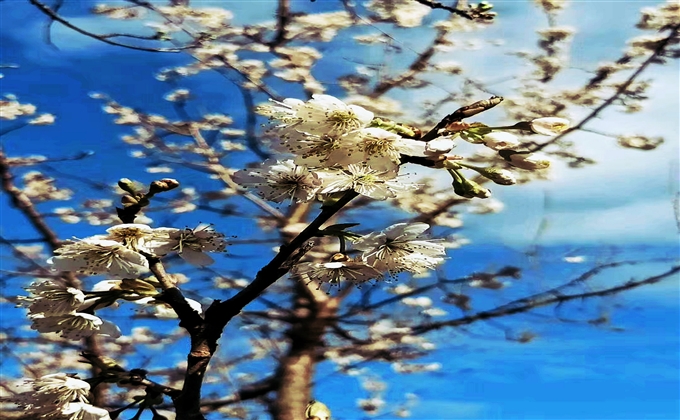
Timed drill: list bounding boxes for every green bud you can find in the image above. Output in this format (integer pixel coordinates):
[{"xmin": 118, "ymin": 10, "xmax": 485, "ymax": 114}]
[
  {"xmin": 478, "ymin": 1, "xmax": 494, "ymax": 12},
  {"xmin": 449, "ymin": 169, "xmax": 491, "ymax": 199},
  {"xmin": 118, "ymin": 178, "xmax": 138, "ymax": 195},
  {"xmin": 477, "ymin": 167, "xmax": 517, "ymax": 185}
]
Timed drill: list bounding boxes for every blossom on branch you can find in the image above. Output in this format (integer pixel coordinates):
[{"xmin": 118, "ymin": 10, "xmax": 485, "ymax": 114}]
[
  {"xmin": 258, "ymin": 94, "xmax": 374, "ymax": 136},
  {"xmin": 48, "ymin": 238, "xmax": 150, "ymax": 278},
  {"xmin": 30, "ymin": 312, "xmax": 121, "ymax": 339},
  {"xmin": 354, "ymin": 223, "xmax": 446, "ymax": 274},
  {"xmin": 148, "ymin": 224, "xmax": 227, "ymax": 267},
  {"xmin": 317, "ymin": 164, "xmax": 416, "ymax": 200},
  {"xmin": 295, "ymin": 253, "xmax": 383, "ymax": 287},
  {"xmin": 18, "ymin": 280, "xmax": 85, "ymax": 316},
  {"xmin": 233, "ymin": 159, "xmax": 322, "ymax": 203},
  {"xmin": 11, "ymin": 373, "xmax": 110, "ymax": 419}
]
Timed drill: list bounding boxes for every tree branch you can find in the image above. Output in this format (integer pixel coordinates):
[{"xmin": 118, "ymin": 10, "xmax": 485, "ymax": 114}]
[
  {"xmin": 412, "ymin": 265, "xmax": 680, "ymax": 335},
  {"xmin": 28, "ymin": 0, "xmax": 186, "ymax": 53}
]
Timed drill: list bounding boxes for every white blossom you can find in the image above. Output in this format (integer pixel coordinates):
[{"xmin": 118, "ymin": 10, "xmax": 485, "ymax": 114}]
[
  {"xmin": 19, "ymin": 280, "xmax": 85, "ymax": 316},
  {"xmin": 317, "ymin": 164, "xmax": 414, "ymax": 200},
  {"xmin": 97, "ymin": 223, "xmax": 156, "ymax": 251},
  {"xmin": 61, "ymin": 402, "xmax": 111, "ymax": 420},
  {"xmin": 294, "ymin": 94, "xmax": 374, "ymax": 135},
  {"xmin": 354, "ymin": 223, "xmax": 446, "ymax": 274},
  {"xmin": 295, "ymin": 254, "xmax": 383, "ymax": 286},
  {"xmin": 422, "ymin": 307, "xmax": 448, "ymax": 317},
  {"xmin": 258, "ymin": 94, "xmax": 374, "ymax": 137},
  {"xmin": 255, "ymin": 97, "xmax": 304, "ymax": 123},
  {"xmin": 357, "ymin": 127, "xmax": 428, "ymax": 169},
  {"xmin": 287, "ymin": 131, "xmax": 365, "ymax": 168},
  {"xmin": 147, "ymin": 224, "xmax": 227, "ymax": 267},
  {"xmin": 233, "ymin": 159, "xmax": 322, "ymax": 203},
  {"xmin": 49, "ymin": 238, "xmax": 149, "ymax": 278},
  {"xmin": 12, "ymin": 373, "xmax": 91, "ymax": 417},
  {"xmin": 30, "ymin": 312, "xmax": 121, "ymax": 339},
  {"xmin": 387, "ymin": 284, "xmax": 414, "ymax": 295}
]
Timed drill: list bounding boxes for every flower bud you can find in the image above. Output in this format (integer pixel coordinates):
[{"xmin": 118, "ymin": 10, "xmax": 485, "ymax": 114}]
[
  {"xmin": 483, "ymin": 131, "xmax": 521, "ymax": 150},
  {"xmin": 149, "ymin": 178, "xmax": 180, "ymax": 193},
  {"xmin": 478, "ymin": 167, "xmax": 517, "ymax": 185},
  {"xmin": 118, "ymin": 178, "xmax": 137, "ymax": 195},
  {"xmin": 506, "ymin": 152, "xmax": 551, "ymax": 170},
  {"xmin": 451, "ymin": 175, "xmax": 491, "ymax": 199},
  {"xmin": 121, "ymin": 195, "xmax": 139, "ymax": 206},
  {"xmin": 529, "ymin": 117, "xmax": 570, "ymax": 135}
]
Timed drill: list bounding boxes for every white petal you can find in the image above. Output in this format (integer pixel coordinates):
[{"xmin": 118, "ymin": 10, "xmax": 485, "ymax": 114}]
[{"xmin": 180, "ymin": 248, "xmax": 215, "ymax": 267}]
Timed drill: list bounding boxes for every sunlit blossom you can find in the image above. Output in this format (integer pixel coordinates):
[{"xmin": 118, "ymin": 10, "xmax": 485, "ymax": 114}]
[
  {"xmin": 317, "ymin": 164, "xmax": 414, "ymax": 200},
  {"xmin": 288, "ymin": 131, "xmax": 365, "ymax": 168},
  {"xmin": 61, "ymin": 402, "xmax": 111, "ymax": 420},
  {"xmin": 148, "ymin": 224, "xmax": 227, "ymax": 267},
  {"xmin": 19, "ymin": 280, "xmax": 85, "ymax": 316},
  {"xmin": 49, "ymin": 238, "xmax": 149, "ymax": 278},
  {"xmin": 295, "ymin": 253, "xmax": 383, "ymax": 286},
  {"xmin": 233, "ymin": 159, "xmax": 322, "ymax": 203},
  {"xmin": 97, "ymin": 223, "xmax": 155, "ymax": 251},
  {"xmin": 30, "ymin": 312, "xmax": 121, "ymax": 339},
  {"xmin": 258, "ymin": 94, "xmax": 374, "ymax": 137},
  {"xmin": 354, "ymin": 223, "xmax": 446, "ymax": 274},
  {"xmin": 357, "ymin": 127, "xmax": 427, "ymax": 168},
  {"xmin": 294, "ymin": 94, "xmax": 374, "ymax": 135},
  {"xmin": 12, "ymin": 373, "xmax": 90, "ymax": 414}
]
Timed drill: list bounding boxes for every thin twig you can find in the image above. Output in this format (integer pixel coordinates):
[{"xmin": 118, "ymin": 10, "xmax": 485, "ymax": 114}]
[
  {"xmin": 28, "ymin": 0, "xmax": 186, "ymax": 53},
  {"xmin": 530, "ymin": 23, "xmax": 680, "ymax": 152}
]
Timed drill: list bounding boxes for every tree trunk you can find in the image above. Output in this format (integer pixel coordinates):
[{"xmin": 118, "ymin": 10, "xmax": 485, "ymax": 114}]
[{"xmin": 272, "ymin": 282, "xmax": 337, "ymax": 420}]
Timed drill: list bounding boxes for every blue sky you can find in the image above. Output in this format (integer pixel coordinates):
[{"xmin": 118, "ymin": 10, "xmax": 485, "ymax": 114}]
[{"xmin": 1, "ymin": 1, "xmax": 679, "ymax": 419}]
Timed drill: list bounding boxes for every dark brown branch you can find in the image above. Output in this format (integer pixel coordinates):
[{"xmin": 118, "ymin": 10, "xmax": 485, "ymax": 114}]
[
  {"xmin": 169, "ymin": 191, "xmax": 358, "ymax": 419},
  {"xmin": 413, "ymin": 0, "xmax": 471, "ymax": 20},
  {"xmin": 0, "ymin": 150, "xmax": 62, "ymax": 251},
  {"xmin": 270, "ymin": 0, "xmax": 290, "ymax": 47}
]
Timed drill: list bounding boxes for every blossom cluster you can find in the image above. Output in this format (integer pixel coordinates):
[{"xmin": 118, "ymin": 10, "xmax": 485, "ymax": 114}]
[
  {"xmin": 49, "ymin": 223, "xmax": 227, "ymax": 278},
  {"xmin": 234, "ymin": 94, "xmax": 570, "ymax": 203},
  {"xmin": 11, "ymin": 373, "xmax": 110, "ymax": 419},
  {"xmin": 18, "ymin": 279, "xmax": 122, "ymax": 340},
  {"xmin": 234, "ymin": 94, "xmax": 456, "ymax": 202},
  {"xmin": 294, "ymin": 222, "xmax": 446, "ymax": 286},
  {"xmin": 18, "ymin": 223, "xmax": 226, "ymax": 339}
]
